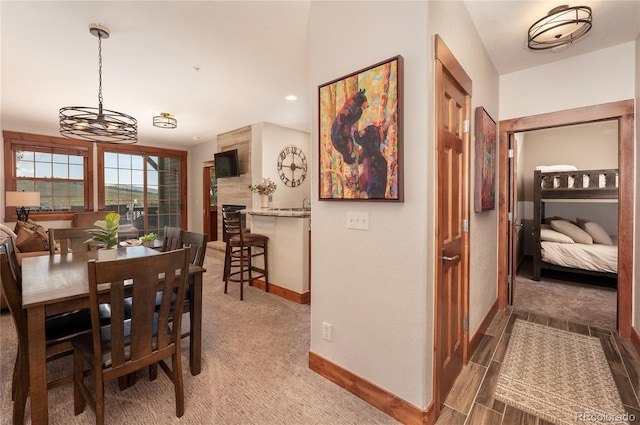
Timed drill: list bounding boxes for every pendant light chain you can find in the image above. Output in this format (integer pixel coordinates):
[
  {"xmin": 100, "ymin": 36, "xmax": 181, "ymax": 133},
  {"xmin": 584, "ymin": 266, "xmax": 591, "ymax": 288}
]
[{"xmin": 97, "ymin": 31, "xmax": 103, "ymax": 110}]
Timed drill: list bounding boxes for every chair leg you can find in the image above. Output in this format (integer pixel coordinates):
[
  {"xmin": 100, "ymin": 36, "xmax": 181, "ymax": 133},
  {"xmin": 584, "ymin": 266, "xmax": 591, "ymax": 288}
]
[
  {"xmin": 240, "ymin": 248, "xmax": 245, "ymax": 301},
  {"xmin": 73, "ymin": 349, "xmax": 86, "ymax": 416},
  {"xmin": 222, "ymin": 242, "xmax": 232, "ymax": 294},
  {"xmin": 13, "ymin": 353, "xmax": 28, "ymax": 425},
  {"xmin": 11, "ymin": 347, "xmax": 20, "ymax": 401},
  {"xmin": 172, "ymin": 353, "xmax": 185, "ymax": 417},
  {"xmin": 263, "ymin": 244, "xmax": 269, "ymax": 293},
  {"xmin": 149, "ymin": 363, "xmax": 158, "ymax": 381},
  {"xmin": 96, "ymin": 375, "xmax": 105, "ymax": 425}
]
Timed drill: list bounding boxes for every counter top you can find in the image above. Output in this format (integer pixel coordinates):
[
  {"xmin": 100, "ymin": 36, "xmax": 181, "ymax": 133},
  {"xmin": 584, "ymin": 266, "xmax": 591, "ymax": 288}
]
[{"xmin": 243, "ymin": 208, "xmax": 311, "ymax": 218}]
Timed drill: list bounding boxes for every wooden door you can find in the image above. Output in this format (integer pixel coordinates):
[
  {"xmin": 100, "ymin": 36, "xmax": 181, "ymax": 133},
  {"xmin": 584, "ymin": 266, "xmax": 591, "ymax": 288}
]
[
  {"xmin": 434, "ymin": 35, "xmax": 471, "ymax": 413},
  {"xmin": 507, "ymin": 134, "xmax": 518, "ymax": 304},
  {"xmin": 202, "ymin": 161, "xmax": 217, "ymax": 242}
]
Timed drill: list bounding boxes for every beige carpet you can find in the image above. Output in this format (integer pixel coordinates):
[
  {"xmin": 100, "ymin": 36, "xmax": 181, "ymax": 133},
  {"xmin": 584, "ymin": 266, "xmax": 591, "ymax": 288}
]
[
  {"xmin": 513, "ymin": 265, "xmax": 617, "ymax": 330},
  {"xmin": 495, "ymin": 320, "xmax": 628, "ymax": 425},
  {"xmin": 0, "ymin": 250, "xmax": 399, "ymax": 425}
]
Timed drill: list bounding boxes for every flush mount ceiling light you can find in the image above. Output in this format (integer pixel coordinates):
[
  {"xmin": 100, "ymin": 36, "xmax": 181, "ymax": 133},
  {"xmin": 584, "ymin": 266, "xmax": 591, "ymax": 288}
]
[
  {"xmin": 528, "ymin": 5, "xmax": 592, "ymax": 50},
  {"xmin": 153, "ymin": 112, "xmax": 177, "ymax": 129},
  {"xmin": 59, "ymin": 24, "xmax": 137, "ymax": 144}
]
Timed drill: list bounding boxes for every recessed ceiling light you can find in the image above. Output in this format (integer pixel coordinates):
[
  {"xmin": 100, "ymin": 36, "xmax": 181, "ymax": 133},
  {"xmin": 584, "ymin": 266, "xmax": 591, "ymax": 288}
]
[
  {"xmin": 193, "ymin": 136, "xmax": 200, "ymax": 141},
  {"xmin": 285, "ymin": 95, "xmax": 298, "ymax": 101}
]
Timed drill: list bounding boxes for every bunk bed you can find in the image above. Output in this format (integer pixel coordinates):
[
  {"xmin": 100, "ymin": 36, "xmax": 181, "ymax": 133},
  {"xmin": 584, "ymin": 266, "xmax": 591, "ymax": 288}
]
[{"xmin": 532, "ymin": 168, "xmax": 618, "ymax": 282}]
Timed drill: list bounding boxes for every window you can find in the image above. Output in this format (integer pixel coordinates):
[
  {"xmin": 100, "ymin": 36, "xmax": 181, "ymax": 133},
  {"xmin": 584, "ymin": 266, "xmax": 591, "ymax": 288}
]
[
  {"xmin": 3, "ymin": 131, "xmax": 94, "ymax": 221},
  {"xmin": 98, "ymin": 144, "xmax": 187, "ymax": 238}
]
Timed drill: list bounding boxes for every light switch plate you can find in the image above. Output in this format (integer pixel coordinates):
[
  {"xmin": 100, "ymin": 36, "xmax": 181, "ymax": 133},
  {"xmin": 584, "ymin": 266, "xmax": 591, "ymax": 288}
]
[{"xmin": 347, "ymin": 211, "xmax": 369, "ymax": 230}]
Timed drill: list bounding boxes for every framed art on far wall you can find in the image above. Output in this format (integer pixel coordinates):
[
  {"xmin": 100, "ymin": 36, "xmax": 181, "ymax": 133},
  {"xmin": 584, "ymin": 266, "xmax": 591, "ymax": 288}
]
[
  {"xmin": 318, "ymin": 55, "xmax": 403, "ymax": 201},
  {"xmin": 474, "ymin": 106, "xmax": 496, "ymax": 212}
]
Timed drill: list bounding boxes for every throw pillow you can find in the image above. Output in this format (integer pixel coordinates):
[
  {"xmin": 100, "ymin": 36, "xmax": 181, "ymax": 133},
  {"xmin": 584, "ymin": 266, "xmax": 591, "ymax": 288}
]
[
  {"xmin": 15, "ymin": 227, "xmax": 47, "ymax": 252},
  {"xmin": 540, "ymin": 228, "xmax": 574, "ymax": 244},
  {"xmin": 550, "ymin": 220, "xmax": 593, "ymax": 245},
  {"xmin": 14, "ymin": 220, "xmax": 49, "ymax": 250},
  {"xmin": 576, "ymin": 218, "xmax": 613, "ymax": 246}
]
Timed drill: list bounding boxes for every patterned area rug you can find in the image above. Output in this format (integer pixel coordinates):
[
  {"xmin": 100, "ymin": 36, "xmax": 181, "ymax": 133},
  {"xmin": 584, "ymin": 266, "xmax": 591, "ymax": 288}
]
[{"xmin": 495, "ymin": 320, "xmax": 629, "ymax": 425}]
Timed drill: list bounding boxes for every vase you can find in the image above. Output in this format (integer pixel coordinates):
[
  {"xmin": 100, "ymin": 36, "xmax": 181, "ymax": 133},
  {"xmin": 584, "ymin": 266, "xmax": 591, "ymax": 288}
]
[
  {"xmin": 98, "ymin": 248, "xmax": 118, "ymax": 260},
  {"xmin": 261, "ymin": 195, "xmax": 269, "ymax": 208}
]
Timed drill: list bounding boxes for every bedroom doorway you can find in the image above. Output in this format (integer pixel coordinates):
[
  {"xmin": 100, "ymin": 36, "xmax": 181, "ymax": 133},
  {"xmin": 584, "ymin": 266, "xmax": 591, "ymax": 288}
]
[
  {"xmin": 498, "ymin": 99, "xmax": 634, "ymax": 337},
  {"xmin": 511, "ymin": 123, "xmax": 618, "ymax": 330}
]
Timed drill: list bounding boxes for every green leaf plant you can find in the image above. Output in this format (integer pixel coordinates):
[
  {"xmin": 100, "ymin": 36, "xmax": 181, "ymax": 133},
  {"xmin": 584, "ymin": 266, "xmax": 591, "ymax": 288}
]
[{"xmin": 86, "ymin": 212, "xmax": 120, "ymax": 249}]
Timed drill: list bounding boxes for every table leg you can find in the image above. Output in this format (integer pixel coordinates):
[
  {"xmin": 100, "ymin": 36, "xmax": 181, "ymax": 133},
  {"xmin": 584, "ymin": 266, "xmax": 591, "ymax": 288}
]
[
  {"xmin": 189, "ymin": 273, "xmax": 203, "ymax": 375},
  {"xmin": 27, "ymin": 306, "xmax": 49, "ymax": 424}
]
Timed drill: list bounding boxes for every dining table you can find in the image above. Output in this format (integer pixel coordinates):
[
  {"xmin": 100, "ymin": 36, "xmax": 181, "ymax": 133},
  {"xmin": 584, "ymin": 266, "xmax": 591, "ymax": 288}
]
[{"xmin": 21, "ymin": 246, "xmax": 206, "ymax": 425}]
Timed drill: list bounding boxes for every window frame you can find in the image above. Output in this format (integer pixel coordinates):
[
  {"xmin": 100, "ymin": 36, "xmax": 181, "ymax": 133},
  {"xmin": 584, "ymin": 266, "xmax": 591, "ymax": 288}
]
[
  {"xmin": 97, "ymin": 143, "xmax": 188, "ymax": 233},
  {"xmin": 3, "ymin": 131, "xmax": 95, "ymax": 221}
]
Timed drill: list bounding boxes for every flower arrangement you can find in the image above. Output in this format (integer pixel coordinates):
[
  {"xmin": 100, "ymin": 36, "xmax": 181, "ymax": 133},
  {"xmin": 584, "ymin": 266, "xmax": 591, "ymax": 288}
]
[
  {"xmin": 86, "ymin": 212, "xmax": 120, "ymax": 249},
  {"xmin": 249, "ymin": 178, "xmax": 277, "ymax": 196}
]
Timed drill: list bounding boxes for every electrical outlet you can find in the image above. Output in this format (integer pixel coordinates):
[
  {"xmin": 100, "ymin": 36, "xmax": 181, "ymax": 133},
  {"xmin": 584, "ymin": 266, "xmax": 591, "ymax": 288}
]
[
  {"xmin": 322, "ymin": 322, "xmax": 333, "ymax": 341},
  {"xmin": 347, "ymin": 211, "xmax": 369, "ymax": 230}
]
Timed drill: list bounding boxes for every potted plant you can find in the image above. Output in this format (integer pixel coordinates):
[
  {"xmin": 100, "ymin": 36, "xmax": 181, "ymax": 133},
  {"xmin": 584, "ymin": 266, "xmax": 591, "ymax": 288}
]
[
  {"xmin": 140, "ymin": 232, "xmax": 158, "ymax": 247},
  {"xmin": 249, "ymin": 178, "xmax": 277, "ymax": 208},
  {"xmin": 86, "ymin": 212, "xmax": 120, "ymax": 259}
]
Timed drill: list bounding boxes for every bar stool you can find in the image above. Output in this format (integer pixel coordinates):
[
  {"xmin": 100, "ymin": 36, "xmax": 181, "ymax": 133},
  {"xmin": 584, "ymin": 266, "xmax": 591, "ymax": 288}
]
[{"xmin": 222, "ymin": 208, "xmax": 269, "ymax": 300}]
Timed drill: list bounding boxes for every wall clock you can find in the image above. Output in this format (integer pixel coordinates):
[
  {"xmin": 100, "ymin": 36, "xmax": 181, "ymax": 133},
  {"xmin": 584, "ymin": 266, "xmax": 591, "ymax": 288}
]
[{"xmin": 277, "ymin": 145, "xmax": 307, "ymax": 187}]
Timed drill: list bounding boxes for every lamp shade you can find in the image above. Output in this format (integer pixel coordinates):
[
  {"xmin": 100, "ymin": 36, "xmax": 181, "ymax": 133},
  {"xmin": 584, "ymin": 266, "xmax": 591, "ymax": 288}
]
[
  {"xmin": 6, "ymin": 191, "xmax": 40, "ymax": 207},
  {"xmin": 528, "ymin": 5, "xmax": 592, "ymax": 50}
]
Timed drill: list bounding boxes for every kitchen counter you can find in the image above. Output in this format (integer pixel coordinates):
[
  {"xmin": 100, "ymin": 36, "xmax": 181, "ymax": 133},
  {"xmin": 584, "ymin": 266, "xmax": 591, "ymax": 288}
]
[
  {"xmin": 243, "ymin": 207, "xmax": 310, "ymax": 218},
  {"xmin": 244, "ymin": 208, "xmax": 310, "ymax": 303}
]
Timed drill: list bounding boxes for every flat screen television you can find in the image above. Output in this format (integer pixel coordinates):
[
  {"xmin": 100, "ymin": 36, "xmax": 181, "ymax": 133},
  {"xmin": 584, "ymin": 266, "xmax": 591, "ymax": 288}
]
[{"xmin": 214, "ymin": 149, "xmax": 240, "ymax": 178}]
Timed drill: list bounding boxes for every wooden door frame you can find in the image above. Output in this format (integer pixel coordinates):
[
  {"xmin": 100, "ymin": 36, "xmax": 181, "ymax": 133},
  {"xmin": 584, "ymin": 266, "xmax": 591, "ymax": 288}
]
[
  {"xmin": 498, "ymin": 99, "xmax": 635, "ymax": 337},
  {"xmin": 202, "ymin": 160, "xmax": 215, "ymax": 241},
  {"xmin": 433, "ymin": 34, "xmax": 472, "ymax": 413}
]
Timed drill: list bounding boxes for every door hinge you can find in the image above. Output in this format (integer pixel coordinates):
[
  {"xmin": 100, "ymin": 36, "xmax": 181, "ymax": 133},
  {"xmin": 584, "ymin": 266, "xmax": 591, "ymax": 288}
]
[
  {"xmin": 463, "ymin": 120, "xmax": 470, "ymax": 134},
  {"xmin": 508, "ymin": 149, "xmax": 514, "ymax": 158},
  {"xmin": 462, "ymin": 317, "xmax": 468, "ymax": 331},
  {"xmin": 462, "ymin": 219, "xmax": 469, "ymax": 233},
  {"xmin": 508, "ymin": 212, "xmax": 513, "ymax": 222},
  {"xmin": 507, "ymin": 275, "xmax": 512, "ymax": 284}
]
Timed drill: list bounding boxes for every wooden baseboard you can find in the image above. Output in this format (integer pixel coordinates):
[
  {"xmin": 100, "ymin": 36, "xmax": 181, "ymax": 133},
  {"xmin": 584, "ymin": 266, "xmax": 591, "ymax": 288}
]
[
  {"xmin": 467, "ymin": 299, "xmax": 499, "ymax": 361},
  {"xmin": 309, "ymin": 351, "xmax": 435, "ymax": 425},
  {"xmin": 251, "ymin": 279, "xmax": 310, "ymax": 304}
]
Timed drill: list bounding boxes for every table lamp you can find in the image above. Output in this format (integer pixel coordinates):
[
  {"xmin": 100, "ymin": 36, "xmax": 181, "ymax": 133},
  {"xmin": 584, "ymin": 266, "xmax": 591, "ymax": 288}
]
[{"xmin": 6, "ymin": 191, "xmax": 40, "ymax": 221}]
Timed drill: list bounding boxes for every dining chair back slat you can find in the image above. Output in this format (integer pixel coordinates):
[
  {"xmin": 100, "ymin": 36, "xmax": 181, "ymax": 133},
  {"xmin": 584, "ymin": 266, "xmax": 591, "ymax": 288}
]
[
  {"xmin": 161, "ymin": 226, "xmax": 183, "ymax": 252},
  {"xmin": 181, "ymin": 231, "xmax": 207, "ymax": 267},
  {"xmin": 48, "ymin": 227, "xmax": 94, "ymax": 255}
]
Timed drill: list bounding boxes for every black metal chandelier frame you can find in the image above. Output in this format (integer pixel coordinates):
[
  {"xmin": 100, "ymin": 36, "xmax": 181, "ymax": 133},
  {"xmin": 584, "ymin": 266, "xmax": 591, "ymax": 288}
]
[
  {"xmin": 528, "ymin": 5, "xmax": 593, "ymax": 51},
  {"xmin": 59, "ymin": 24, "xmax": 137, "ymax": 144}
]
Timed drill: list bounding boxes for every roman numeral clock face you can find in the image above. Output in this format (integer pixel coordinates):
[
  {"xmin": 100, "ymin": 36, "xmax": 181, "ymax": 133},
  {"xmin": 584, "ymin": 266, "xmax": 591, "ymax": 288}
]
[{"xmin": 277, "ymin": 145, "xmax": 307, "ymax": 187}]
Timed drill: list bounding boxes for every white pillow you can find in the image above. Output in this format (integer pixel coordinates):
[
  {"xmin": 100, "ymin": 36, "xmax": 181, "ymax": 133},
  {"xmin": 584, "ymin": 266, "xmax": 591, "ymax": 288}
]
[
  {"xmin": 541, "ymin": 228, "xmax": 574, "ymax": 244},
  {"xmin": 576, "ymin": 218, "xmax": 613, "ymax": 246},
  {"xmin": 550, "ymin": 220, "xmax": 593, "ymax": 245}
]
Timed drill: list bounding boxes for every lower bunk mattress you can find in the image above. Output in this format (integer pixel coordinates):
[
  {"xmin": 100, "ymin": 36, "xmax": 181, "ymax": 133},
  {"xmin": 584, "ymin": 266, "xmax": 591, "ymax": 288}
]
[{"xmin": 541, "ymin": 240, "xmax": 618, "ymax": 274}]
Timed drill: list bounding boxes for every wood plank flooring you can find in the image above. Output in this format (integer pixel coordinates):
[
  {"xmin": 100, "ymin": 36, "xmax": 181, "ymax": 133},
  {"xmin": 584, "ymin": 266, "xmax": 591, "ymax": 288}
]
[{"xmin": 435, "ymin": 308, "xmax": 640, "ymax": 425}]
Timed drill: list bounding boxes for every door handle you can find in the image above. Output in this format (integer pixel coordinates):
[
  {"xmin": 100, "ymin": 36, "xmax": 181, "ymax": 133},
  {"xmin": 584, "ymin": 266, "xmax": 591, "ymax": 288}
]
[{"xmin": 442, "ymin": 254, "xmax": 460, "ymax": 262}]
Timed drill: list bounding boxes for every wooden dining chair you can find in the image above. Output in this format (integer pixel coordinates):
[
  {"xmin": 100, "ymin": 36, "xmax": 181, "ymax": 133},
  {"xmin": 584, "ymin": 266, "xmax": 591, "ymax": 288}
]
[
  {"xmin": 161, "ymin": 226, "xmax": 183, "ymax": 252},
  {"xmin": 48, "ymin": 227, "xmax": 94, "ymax": 255},
  {"xmin": 178, "ymin": 231, "xmax": 207, "ymax": 336},
  {"xmin": 72, "ymin": 248, "xmax": 190, "ymax": 425},
  {"xmin": 1, "ymin": 237, "xmax": 92, "ymax": 425},
  {"xmin": 222, "ymin": 209, "xmax": 269, "ymax": 300}
]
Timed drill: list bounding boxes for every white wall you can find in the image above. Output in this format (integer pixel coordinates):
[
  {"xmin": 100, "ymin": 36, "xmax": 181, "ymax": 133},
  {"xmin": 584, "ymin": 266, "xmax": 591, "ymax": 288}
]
[
  {"xmin": 309, "ymin": 1, "xmax": 430, "ymax": 408},
  {"xmin": 254, "ymin": 122, "xmax": 311, "ymax": 209},
  {"xmin": 187, "ymin": 137, "xmax": 217, "ymax": 233},
  {"xmin": 432, "ymin": 1, "xmax": 500, "ymax": 339},
  {"xmin": 500, "ymin": 42, "xmax": 636, "ymax": 120},
  {"xmin": 309, "ymin": 0, "xmax": 499, "ymax": 410}
]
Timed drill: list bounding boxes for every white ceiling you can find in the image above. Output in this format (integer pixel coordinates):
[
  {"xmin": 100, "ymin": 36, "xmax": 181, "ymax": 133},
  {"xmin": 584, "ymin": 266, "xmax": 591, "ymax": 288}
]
[{"xmin": 1, "ymin": 1, "xmax": 639, "ymax": 149}]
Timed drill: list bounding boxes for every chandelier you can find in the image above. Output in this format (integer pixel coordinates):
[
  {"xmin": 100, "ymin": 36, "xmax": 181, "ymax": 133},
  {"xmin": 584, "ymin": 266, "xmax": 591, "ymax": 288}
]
[
  {"xmin": 59, "ymin": 24, "xmax": 137, "ymax": 144},
  {"xmin": 153, "ymin": 112, "xmax": 177, "ymax": 129},
  {"xmin": 528, "ymin": 5, "xmax": 592, "ymax": 50}
]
